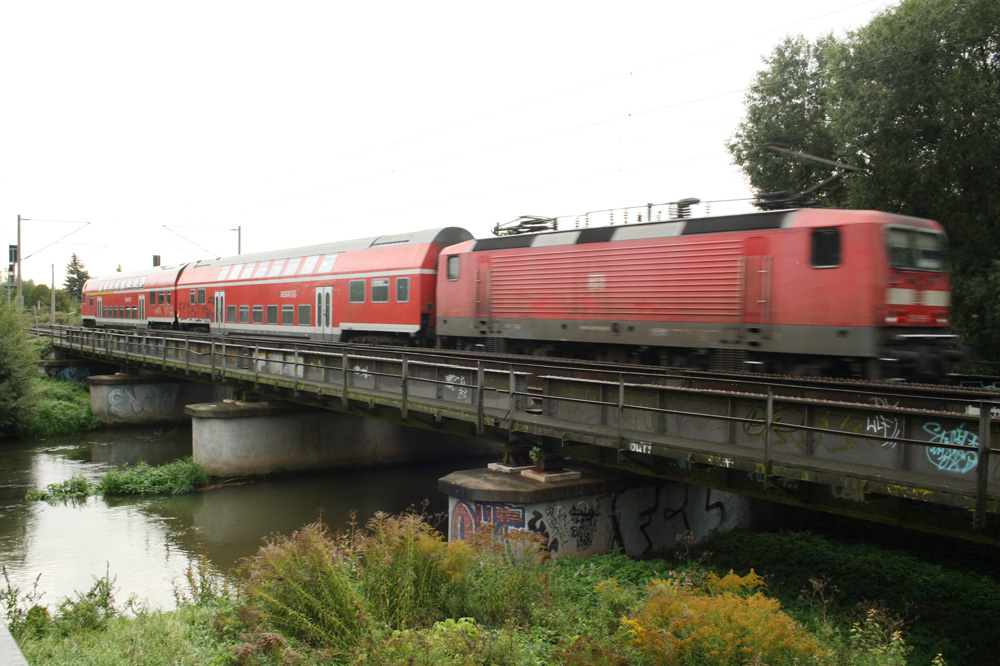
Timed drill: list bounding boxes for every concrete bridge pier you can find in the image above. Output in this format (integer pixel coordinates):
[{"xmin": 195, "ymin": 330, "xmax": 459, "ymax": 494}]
[
  {"xmin": 439, "ymin": 465, "xmax": 753, "ymax": 558},
  {"xmin": 186, "ymin": 400, "xmax": 502, "ymax": 477},
  {"xmin": 87, "ymin": 374, "xmax": 230, "ymax": 427}
]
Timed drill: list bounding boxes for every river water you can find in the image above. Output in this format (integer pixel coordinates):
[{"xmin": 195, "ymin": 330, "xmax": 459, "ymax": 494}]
[{"xmin": 0, "ymin": 426, "xmax": 487, "ymax": 611}]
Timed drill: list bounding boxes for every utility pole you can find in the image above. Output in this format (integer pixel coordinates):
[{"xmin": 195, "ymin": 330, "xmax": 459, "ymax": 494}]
[{"xmin": 16, "ymin": 214, "xmax": 22, "ymax": 309}]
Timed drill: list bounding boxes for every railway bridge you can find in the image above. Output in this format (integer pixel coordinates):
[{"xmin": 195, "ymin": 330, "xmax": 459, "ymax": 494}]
[{"xmin": 46, "ymin": 326, "xmax": 1000, "ymax": 548}]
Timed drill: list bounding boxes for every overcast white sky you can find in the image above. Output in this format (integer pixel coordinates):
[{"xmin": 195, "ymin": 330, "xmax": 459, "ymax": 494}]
[{"xmin": 2, "ymin": 0, "xmax": 897, "ymax": 286}]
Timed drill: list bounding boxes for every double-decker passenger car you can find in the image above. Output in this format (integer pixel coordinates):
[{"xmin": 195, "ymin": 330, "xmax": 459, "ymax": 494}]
[
  {"xmin": 434, "ymin": 208, "xmax": 957, "ymax": 378},
  {"xmin": 82, "ymin": 227, "xmax": 474, "ymax": 343},
  {"xmin": 81, "ymin": 264, "xmax": 184, "ymax": 330}
]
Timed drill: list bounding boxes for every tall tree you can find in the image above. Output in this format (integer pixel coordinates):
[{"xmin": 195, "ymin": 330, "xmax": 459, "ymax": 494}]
[
  {"xmin": 63, "ymin": 253, "xmax": 90, "ymax": 303},
  {"xmin": 0, "ymin": 295, "xmax": 39, "ymax": 438},
  {"xmin": 728, "ymin": 0, "xmax": 1000, "ymax": 359}
]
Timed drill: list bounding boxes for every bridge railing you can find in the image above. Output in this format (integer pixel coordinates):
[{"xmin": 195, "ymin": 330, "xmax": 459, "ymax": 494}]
[
  {"xmin": 53, "ymin": 327, "xmax": 1000, "ymax": 530},
  {"xmin": 534, "ymin": 373, "xmax": 999, "ymax": 527}
]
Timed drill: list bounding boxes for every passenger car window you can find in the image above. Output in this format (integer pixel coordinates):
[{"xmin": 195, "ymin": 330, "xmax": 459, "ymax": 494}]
[
  {"xmin": 447, "ymin": 256, "xmax": 460, "ymax": 281},
  {"xmin": 349, "ymin": 280, "xmax": 365, "ymax": 303},
  {"xmin": 371, "ymin": 278, "xmax": 389, "ymax": 303},
  {"xmin": 396, "ymin": 277, "xmax": 410, "ymax": 302}
]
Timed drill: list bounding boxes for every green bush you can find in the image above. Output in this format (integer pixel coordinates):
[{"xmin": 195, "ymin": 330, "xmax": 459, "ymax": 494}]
[
  {"xmin": 706, "ymin": 529, "xmax": 998, "ymax": 665},
  {"xmin": 22, "ymin": 379, "xmax": 102, "ymax": 438},
  {"xmin": 0, "ymin": 296, "xmax": 40, "ymax": 439},
  {"xmin": 98, "ymin": 458, "xmax": 208, "ymax": 496}
]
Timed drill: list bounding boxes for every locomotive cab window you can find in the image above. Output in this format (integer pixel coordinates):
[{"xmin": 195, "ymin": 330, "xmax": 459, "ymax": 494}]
[
  {"xmin": 371, "ymin": 278, "xmax": 389, "ymax": 303},
  {"xmin": 447, "ymin": 256, "xmax": 460, "ymax": 281},
  {"xmin": 886, "ymin": 226, "xmax": 948, "ymax": 272},
  {"xmin": 349, "ymin": 279, "xmax": 365, "ymax": 303},
  {"xmin": 811, "ymin": 228, "xmax": 841, "ymax": 268},
  {"xmin": 396, "ymin": 277, "xmax": 410, "ymax": 302}
]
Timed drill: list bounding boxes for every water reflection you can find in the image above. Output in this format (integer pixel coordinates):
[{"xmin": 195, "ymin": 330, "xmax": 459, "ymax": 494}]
[{"xmin": 0, "ymin": 427, "xmax": 488, "ymax": 610}]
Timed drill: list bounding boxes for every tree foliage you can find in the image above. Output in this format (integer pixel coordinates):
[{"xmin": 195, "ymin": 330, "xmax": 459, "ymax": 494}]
[
  {"xmin": 0, "ymin": 295, "xmax": 40, "ymax": 438},
  {"xmin": 729, "ymin": 0, "xmax": 1000, "ymax": 358},
  {"xmin": 63, "ymin": 253, "xmax": 90, "ymax": 303}
]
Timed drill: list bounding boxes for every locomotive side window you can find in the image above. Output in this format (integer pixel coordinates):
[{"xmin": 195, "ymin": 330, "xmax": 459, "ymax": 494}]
[
  {"xmin": 349, "ymin": 280, "xmax": 365, "ymax": 303},
  {"xmin": 266, "ymin": 305, "xmax": 278, "ymax": 324},
  {"xmin": 811, "ymin": 228, "xmax": 841, "ymax": 268},
  {"xmin": 298, "ymin": 304, "xmax": 311, "ymax": 325},
  {"xmin": 447, "ymin": 256, "xmax": 460, "ymax": 281},
  {"xmin": 886, "ymin": 227, "xmax": 948, "ymax": 272},
  {"xmin": 227, "ymin": 305, "xmax": 237, "ymax": 323},
  {"xmin": 371, "ymin": 278, "xmax": 389, "ymax": 303},
  {"xmin": 282, "ymin": 305, "xmax": 294, "ymax": 324},
  {"xmin": 252, "ymin": 306, "xmax": 263, "ymax": 324},
  {"xmin": 239, "ymin": 306, "xmax": 249, "ymax": 323},
  {"xmin": 397, "ymin": 277, "xmax": 410, "ymax": 302}
]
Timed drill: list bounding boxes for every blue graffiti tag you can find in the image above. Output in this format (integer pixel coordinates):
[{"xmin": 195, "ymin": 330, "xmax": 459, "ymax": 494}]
[{"xmin": 923, "ymin": 422, "xmax": 978, "ymax": 474}]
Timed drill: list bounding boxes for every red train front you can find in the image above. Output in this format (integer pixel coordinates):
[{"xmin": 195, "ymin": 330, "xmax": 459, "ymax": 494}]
[{"xmin": 435, "ymin": 208, "xmax": 958, "ymax": 379}]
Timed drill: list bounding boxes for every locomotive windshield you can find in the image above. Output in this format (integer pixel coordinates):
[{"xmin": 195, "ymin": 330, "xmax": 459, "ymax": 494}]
[{"xmin": 885, "ymin": 226, "xmax": 948, "ymax": 272}]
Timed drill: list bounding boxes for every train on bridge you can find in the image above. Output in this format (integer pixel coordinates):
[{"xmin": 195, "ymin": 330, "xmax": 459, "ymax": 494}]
[{"xmin": 81, "ymin": 207, "xmax": 961, "ymax": 380}]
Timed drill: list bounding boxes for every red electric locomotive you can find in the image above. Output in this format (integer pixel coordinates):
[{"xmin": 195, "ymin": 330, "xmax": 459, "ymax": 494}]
[{"xmin": 435, "ymin": 208, "xmax": 958, "ymax": 379}]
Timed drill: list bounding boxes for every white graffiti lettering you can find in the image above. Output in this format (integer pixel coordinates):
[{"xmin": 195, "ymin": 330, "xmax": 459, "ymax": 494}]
[{"xmin": 106, "ymin": 385, "xmax": 179, "ymax": 418}]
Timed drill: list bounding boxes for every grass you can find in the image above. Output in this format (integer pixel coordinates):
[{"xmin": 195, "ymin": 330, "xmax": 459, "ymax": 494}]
[{"xmin": 6, "ymin": 513, "xmax": 988, "ymax": 665}]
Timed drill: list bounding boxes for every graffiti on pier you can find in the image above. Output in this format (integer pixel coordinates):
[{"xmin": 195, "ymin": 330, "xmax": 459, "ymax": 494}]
[
  {"xmin": 923, "ymin": 422, "xmax": 978, "ymax": 474},
  {"xmin": 450, "ymin": 500, "xmax": 526, "ymax": 541},
  {"xmin": 106, "ymin": 384, "xmax": 179, "ymax": 418},
  {"xmin": 528, "ymin": 498, "xmax": 605, "ymax": 554}
]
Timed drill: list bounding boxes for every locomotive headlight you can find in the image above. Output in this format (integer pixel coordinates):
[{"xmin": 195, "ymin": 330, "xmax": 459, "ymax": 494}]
[{"xmin": 884, "ymin": 311, "xmax": 907, "ymax": 324}]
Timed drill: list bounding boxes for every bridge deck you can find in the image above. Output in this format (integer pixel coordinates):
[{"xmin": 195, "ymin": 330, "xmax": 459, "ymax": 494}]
[{"xmin": 50, "ymin": 327, "xmax": 1000, "ymax": 544}]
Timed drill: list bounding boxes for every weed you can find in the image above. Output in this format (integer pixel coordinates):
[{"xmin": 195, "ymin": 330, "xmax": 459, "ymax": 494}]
[
  {"xmin": 622, "ymin": 573, "xmax": 822, "ymax": 665},
  {"xmin": 26, "ymin": 474, "xmax": 96, "ymax": 501},
  {"xmin": 98, "ymin": 457, "xmax": 208, "ymax": 496}
]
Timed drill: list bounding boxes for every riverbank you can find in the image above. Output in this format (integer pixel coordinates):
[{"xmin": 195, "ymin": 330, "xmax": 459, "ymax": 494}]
[{"xmin": 6, "ymin": 513, "xmax": 998, "ymax": 666}]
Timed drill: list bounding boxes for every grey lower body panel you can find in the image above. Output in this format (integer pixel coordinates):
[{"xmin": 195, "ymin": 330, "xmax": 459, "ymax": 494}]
[{"xmin": 439, "ymin": 317, "xmax": 884, "ymax": 358}]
